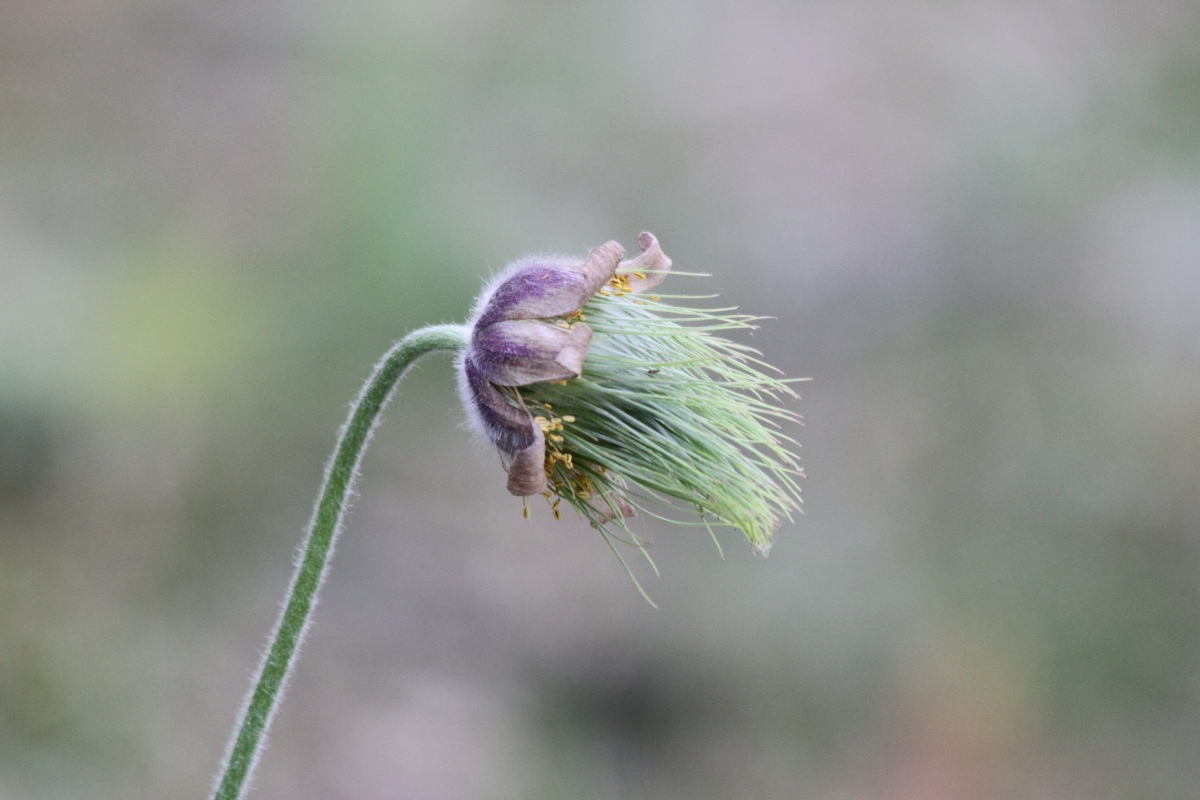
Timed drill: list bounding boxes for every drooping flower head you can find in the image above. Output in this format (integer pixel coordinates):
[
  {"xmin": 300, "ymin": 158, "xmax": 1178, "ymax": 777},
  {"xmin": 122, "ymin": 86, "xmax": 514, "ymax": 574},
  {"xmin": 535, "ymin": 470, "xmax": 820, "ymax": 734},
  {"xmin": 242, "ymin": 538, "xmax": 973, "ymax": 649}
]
[
  {"xmin": 211, "ymin": 234, "xmax": 803, "ymax": 800},
  {"xmin": 458, "ymin": 233, "xmax": 803, "ymax": 559}
]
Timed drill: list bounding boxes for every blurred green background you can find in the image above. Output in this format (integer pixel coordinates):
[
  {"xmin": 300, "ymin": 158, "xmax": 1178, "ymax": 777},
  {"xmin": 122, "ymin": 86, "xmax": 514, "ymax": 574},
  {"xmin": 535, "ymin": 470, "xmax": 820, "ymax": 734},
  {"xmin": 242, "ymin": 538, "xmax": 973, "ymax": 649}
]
[{"xmin": 3, "ymin": 1, "xmax": 1200, "ymax": 797}]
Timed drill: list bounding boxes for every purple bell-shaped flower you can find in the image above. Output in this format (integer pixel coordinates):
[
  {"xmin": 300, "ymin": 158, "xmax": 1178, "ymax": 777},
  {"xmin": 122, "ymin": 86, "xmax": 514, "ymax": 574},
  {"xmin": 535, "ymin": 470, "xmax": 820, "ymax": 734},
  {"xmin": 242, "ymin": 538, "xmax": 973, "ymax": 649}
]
[{"xmin": 457, "ymin": 234, "xmax": 670, "ymax": 496}]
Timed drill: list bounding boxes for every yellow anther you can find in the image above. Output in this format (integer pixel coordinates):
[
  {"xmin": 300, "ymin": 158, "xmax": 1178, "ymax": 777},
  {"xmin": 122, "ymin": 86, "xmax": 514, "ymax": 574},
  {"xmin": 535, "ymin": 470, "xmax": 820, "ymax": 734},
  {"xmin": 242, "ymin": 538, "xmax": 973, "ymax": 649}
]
[
  {"xmin": 609, "ymin": 274, "xmax": 634, "ymax": 296},
  {"xmin": 561, "ymin": 415, "xmax": 575, "ymax": 422},
  {"xmin": 650, "ymin": 295, "xmax": 660, "ymax": 302},
  {"xmin": 543, "ymin": 403, "xmax": 553, "ymax": 409},
  {"xmin": 553, "ymin": 507, "xmax": 561, "ymax": 520},
  {"xmin": 523, "ymin": 505, "xmax": 530, "ymax": 519}
]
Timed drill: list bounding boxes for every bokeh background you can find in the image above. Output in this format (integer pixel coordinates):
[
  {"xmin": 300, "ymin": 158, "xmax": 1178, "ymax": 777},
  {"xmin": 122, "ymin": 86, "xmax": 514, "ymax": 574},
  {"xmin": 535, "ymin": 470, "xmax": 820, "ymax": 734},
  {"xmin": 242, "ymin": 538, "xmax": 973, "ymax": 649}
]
[{"xmin": 3, "ymin": 1, "xmax": 1200, "ymax": 798}]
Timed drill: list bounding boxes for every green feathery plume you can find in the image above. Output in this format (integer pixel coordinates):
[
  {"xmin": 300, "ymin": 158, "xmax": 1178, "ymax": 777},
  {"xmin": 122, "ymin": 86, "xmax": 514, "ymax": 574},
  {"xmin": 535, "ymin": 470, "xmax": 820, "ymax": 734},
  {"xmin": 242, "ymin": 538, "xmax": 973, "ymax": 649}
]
[{"xmin": 514, "ymin": 272, "xmax": 805, "ymax": 564}]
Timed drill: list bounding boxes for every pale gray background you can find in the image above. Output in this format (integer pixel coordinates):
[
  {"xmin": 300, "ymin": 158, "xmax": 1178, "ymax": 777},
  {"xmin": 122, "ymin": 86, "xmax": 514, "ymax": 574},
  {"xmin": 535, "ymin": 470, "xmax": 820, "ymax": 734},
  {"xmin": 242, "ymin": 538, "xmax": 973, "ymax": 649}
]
[{"xmin": 2, "ymin": 1, "xmax": 1199, "ymax": 798}]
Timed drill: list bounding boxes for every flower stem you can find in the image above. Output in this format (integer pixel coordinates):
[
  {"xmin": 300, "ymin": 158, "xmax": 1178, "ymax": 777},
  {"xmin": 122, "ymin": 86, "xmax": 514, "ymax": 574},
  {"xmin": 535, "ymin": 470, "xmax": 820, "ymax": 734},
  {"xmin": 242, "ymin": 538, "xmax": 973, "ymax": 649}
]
[{"xmin": 211, "ymin": 324, "xmax": 468, "ymax": 800}]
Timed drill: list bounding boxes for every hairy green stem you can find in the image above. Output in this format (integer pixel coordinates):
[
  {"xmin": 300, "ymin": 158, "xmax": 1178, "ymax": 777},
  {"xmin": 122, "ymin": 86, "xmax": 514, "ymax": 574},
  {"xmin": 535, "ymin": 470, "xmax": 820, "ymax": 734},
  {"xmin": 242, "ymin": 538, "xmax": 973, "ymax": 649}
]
[{"xmin": 211, "ymin": 324, "xmax": 468, "ymax": 800}]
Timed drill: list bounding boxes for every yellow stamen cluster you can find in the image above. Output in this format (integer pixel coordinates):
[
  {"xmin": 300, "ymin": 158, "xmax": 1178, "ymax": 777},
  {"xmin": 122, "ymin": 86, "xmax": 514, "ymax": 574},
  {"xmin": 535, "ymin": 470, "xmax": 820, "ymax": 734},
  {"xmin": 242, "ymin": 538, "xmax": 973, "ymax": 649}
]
[
  {"xmin": 532, "ymin": 407, "xmax": 597, "ymax": 519},
  {"xmin": 599, "ymin": 273, "xmax": 662, "ymax": 301},
  {"xmin": 535, "ymin": 412, "xmax": 567, "ymax": 444},
  {"xmin": 600, "ymin": 273, "xmax": 635, "ymax": 297},
  {"xmin": 554, "ymin": 309, "xmax": 588, "ymax": 330}
]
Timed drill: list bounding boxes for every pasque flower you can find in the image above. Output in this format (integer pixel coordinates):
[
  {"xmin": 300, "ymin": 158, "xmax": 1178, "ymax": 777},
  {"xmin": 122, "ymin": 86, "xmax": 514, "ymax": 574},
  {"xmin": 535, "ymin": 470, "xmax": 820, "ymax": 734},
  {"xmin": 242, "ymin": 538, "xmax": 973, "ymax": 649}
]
[
  {"xmin": 212, "ymin": 231, "xmax": 804, "ymax": 800},
  {"xmin": 458, "ymin": 233, "xmax": 670, "ymax": 496},
  {"xmin": 458, "ymin": 232, "xmax": 802, "ymax": 557}
]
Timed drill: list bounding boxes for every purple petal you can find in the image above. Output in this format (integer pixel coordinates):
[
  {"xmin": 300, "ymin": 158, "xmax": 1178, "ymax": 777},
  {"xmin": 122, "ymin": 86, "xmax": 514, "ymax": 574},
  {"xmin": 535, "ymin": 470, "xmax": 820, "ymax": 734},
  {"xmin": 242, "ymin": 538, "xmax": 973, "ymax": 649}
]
[
  {"xmin": 471, "ymin": 320, "xmax": 593, "ymax": 387},
  {"xmin": 461, "ymin": 356, "xmax": 547, "ymax": 495},
  {"xmin": 474, "ymin": 241, "xmax": 624, "ymax": 327},
  {"xmin": 462, "ymin": 356, "xmax": 537, "ymax": 456}
]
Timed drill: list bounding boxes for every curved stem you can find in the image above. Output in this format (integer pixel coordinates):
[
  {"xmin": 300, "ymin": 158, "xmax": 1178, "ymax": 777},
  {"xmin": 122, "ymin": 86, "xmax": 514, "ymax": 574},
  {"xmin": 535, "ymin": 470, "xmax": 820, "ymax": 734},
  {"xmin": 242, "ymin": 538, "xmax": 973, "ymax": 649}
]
[{"xmin": 212, "ymin": 324, "xmax": 468, "ymax": 800}]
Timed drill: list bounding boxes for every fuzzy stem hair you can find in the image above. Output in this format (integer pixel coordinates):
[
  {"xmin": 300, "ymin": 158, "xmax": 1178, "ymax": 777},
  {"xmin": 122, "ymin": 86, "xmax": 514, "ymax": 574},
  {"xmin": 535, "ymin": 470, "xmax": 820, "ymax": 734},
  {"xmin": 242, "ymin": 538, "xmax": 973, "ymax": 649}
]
[{"xmin": 211, "ymin": 324, "xmax": 467, "ymax": 800}]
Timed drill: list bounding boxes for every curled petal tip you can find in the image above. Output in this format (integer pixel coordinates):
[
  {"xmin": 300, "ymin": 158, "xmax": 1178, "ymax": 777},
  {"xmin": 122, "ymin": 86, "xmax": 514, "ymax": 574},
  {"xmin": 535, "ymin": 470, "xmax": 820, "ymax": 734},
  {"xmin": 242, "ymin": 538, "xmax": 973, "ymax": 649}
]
[
  {"xmin": 620, "ymin": 231, "xmax": 672, "ymax": 293},
  {"xmin": 552, "ymin": 323, "xmax": 593, "ymax": 377},
  {"xmin": 580, "ymin": 241, "xmax": 625, "ymax": 295},
  {"xmin": 506, "ymin": 424, "xmax": 547, "ymax": 496}
]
